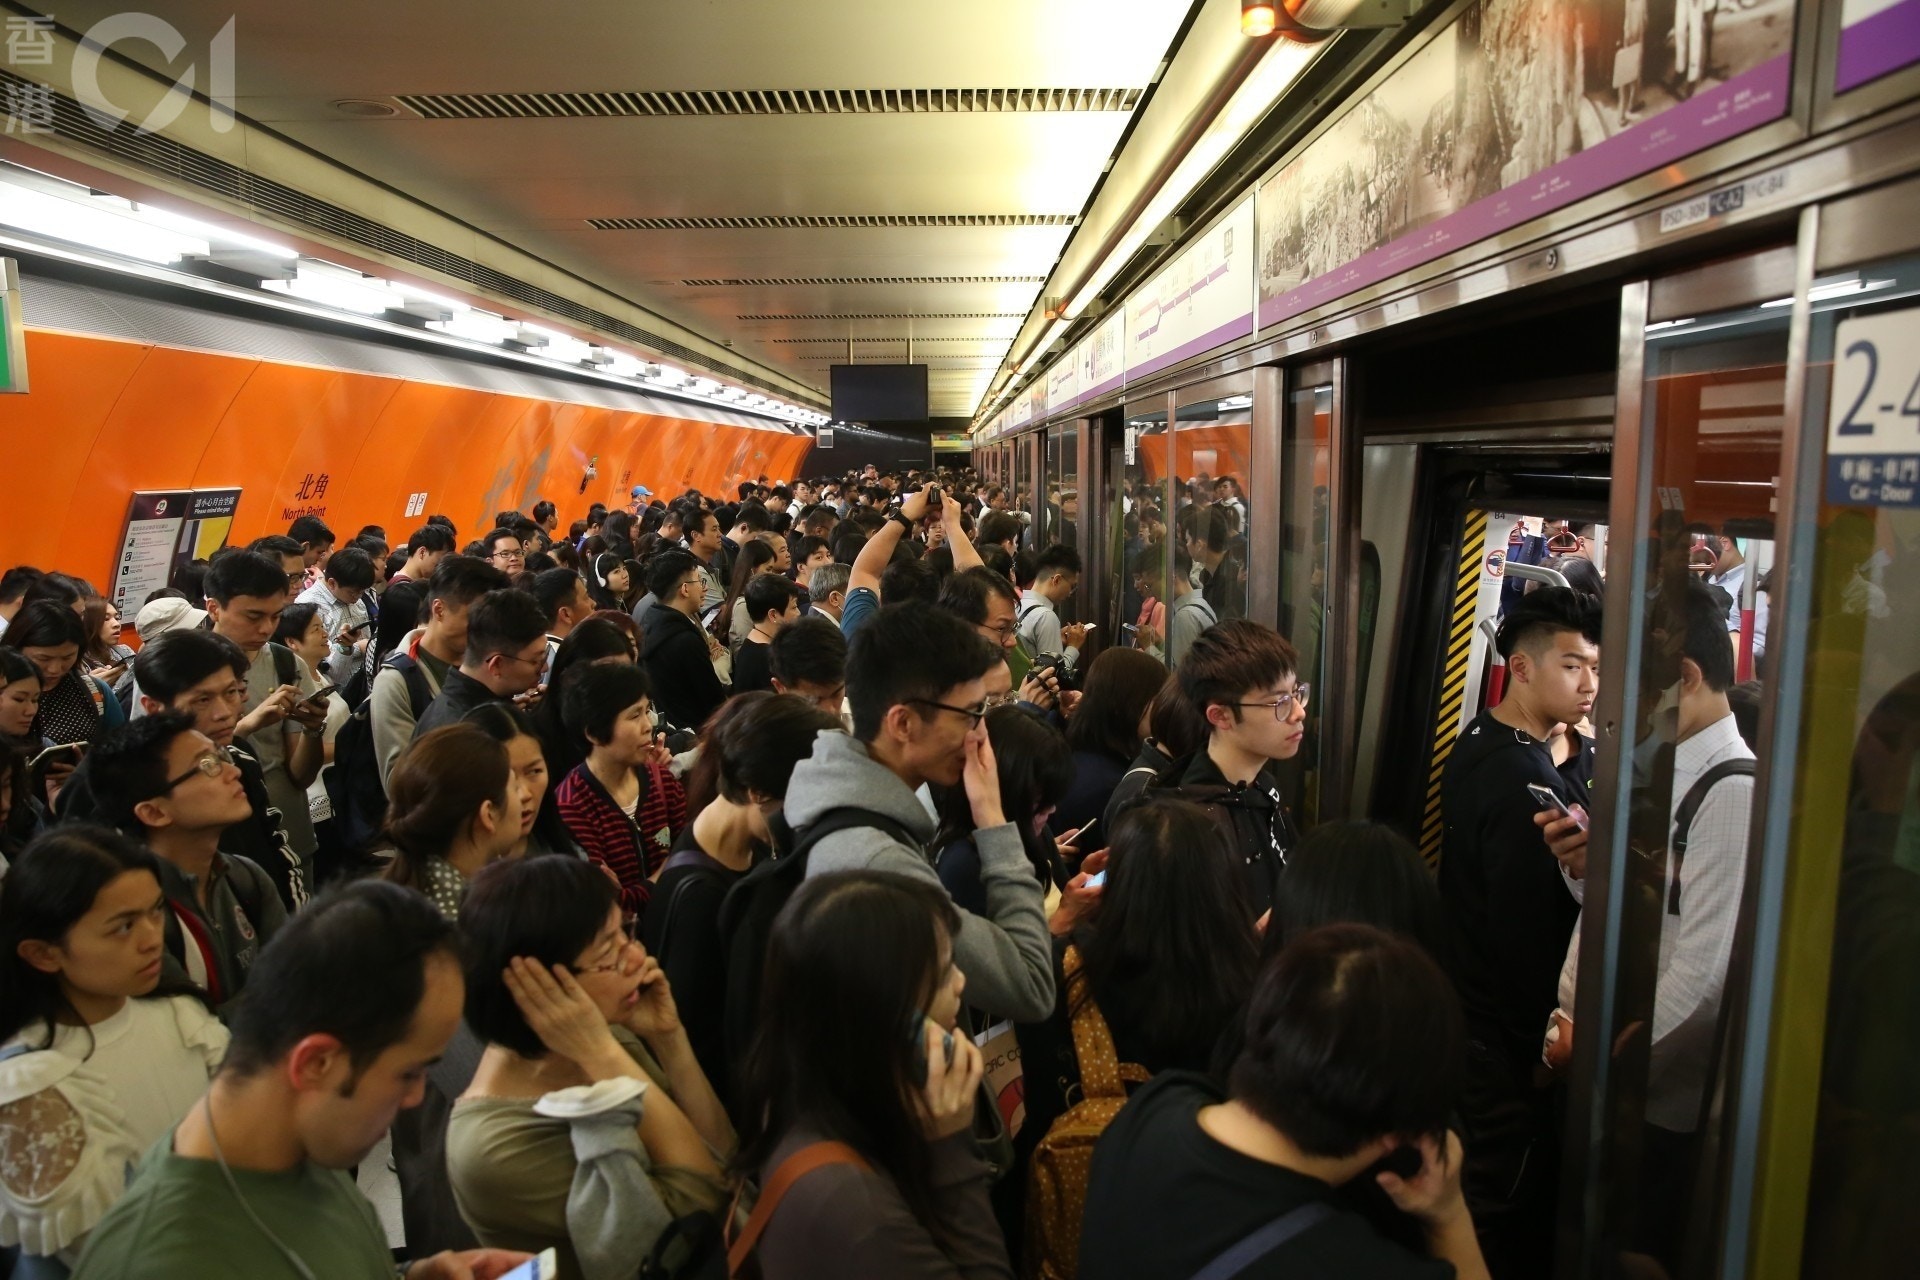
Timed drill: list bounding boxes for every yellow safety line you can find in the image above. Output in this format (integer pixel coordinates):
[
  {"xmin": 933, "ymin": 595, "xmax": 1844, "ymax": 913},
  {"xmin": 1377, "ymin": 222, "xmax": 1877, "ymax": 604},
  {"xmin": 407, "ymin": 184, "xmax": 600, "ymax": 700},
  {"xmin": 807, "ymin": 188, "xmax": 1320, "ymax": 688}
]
[{"xmin": 1417, "ymin": 508, "xmax": 1489, "ymax": 867}]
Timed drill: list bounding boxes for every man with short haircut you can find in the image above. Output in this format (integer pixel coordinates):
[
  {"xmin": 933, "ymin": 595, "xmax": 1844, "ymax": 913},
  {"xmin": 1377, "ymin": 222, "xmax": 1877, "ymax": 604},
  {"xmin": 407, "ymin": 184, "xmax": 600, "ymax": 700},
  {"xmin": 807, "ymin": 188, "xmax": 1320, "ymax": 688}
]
[
  {"xmin": 133, "ymin": 631, "xmax": 307, "ymax": 911},
  {"xmin": 83, "ymin": 712, "xmax": 288, "ymax": 1007},
  {"xmin": 1016, "ymin": 544, "xmax": 1088, "ymax": 672},
  {"xmin": 287, "ymin": 515, "xmax": 335, "ymax": 589},
  {"xmin": 639, "ymin": 549, "xmax": 730, "ymax": 731},
  {"xmin": 977, "ymin": 510, "xmax": 1022, "ymax": 555},
  {"xmin": 730, "ymin": 575, "xmax": 802, "ymax": 695},
  {"xmin": 479, "ymin": 527, "xmax": 526, "ymax": 578},
  {"xmin": 805, "ymin": 562, "xmax": 850, "ymax": 625},
  {"xmin": 938, "ymin": 565, "xmax": 1026, "ymax": 680},
  {"xmin": 1541, "ymin": 578, "xmax": 1746, "ymax": 1265},
  {"xmin": 72, "ymin": 880, "xmax": 527, "ymax": 1280},
  {"xmin": 1143, "ymin": 546, "xmax": 1217, "ymax": 670},
  {"xmin": 769, "ymin": 616, "xmax": 847, "ymax": 718},
  {"xmin": 0, "ymin": 564, "xmax": 42, "ymax": 639},
  {"xmin": 1437, "ymin": 586, "xmax": 1598, "ymax": 1271},
  {"xmin": 372, "ymin": 556, "xmax": 509, "ymax": 784},
  {"xmin": 1078, "ymin": 925, "xmax": 1491, "ymax": 1280},
  {"xmin": 246, "ymin": 535, "xmax": 307, "ymax": 598},
  {"xmin": 411, "ymin": 588, "xmax": 550, "ymax": 739},
  {"xmin": 682, "ymin": 508, "xmax": 728, "ymax": 612},
  {"xmin": 532, "ymin": 565, "xmax": 593, "ymax": 682},
  {"xmin": 372, "ymin": 524, "xmax": 458, "ymax": 674},
  {"xmin": 296, "ymin": 546, "xmax": 376, "ymax": 683},
  {"xmin": 787, "ymin": 603, "xmax": 1054, "ymax": 1022},
  {"xmin": 719, "ymin": 502, "xmax": 772, "ymax": 587},
  {"xmin": 1185, "ymin": 505, "xmax": 1245, "ymax": 621},
  {"xmin": 206, "ymin": 552, "xmax": 326, "ymax": 880},
  {"xmin": 1156, "ymin": 619, "xmax": 1305, "ymax": 919}
]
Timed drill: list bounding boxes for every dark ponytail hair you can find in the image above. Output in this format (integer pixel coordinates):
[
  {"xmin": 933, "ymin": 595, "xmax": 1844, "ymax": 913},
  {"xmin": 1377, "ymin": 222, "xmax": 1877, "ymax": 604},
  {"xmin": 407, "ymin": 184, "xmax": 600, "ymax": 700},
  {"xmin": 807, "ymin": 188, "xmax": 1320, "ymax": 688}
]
[
  {"xmin": 382, "ymin": 724, "xmax": 510, "ymax": 888},
  {"xmin": 0, "ymin": 824, "xmax": 169, "ymax": 1049},
  {"xmin": 1071, "ymin": 797, "xmax": 1259, "ymax": 1072},
  {"xmin": 736, "ymin": 871, "xmax": 961, "ymax": 1235},
  {"xmin": 715, "ymin": 540, "xmax": 778, "ymax": 646},
  {"xmin": 684, "ymin": 691, "xmax": 844, "ymax": 815}
]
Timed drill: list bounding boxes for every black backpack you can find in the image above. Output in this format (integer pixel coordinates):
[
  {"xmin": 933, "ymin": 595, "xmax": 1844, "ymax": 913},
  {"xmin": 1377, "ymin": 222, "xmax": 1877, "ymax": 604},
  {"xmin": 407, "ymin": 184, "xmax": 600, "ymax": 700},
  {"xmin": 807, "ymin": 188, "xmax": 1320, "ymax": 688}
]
[
  {"xmin": 327, "ymin": 655, "xmax": 434, "ymax": 855},
  {"xmin": 715, "ymin": 807, "xmax": 918, "ymax": 1081}
]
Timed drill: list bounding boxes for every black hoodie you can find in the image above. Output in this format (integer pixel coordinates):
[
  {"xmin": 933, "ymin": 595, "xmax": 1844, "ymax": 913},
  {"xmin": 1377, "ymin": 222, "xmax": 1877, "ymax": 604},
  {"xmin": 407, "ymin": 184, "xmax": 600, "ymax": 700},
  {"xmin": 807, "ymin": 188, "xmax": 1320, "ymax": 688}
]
[
  {"xmin": 1163, "ymin": 749, "xmax": 1298, "ymax": 918},
  {"xmin": 1437, "ymin": 710, "xmax": 1587, "ymax": 1069}
]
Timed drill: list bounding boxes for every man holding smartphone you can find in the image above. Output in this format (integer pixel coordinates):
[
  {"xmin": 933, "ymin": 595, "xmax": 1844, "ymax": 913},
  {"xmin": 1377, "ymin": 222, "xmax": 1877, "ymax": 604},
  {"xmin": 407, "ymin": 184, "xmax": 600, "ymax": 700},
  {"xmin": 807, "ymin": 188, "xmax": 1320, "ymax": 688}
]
[
  {"xmin": 295, "ymin": 546, "xmax": 377, "ymax": 684},
  {"xmin": 1436, "ymin": 586, "xmax": 1600, "ymax": 1276}
]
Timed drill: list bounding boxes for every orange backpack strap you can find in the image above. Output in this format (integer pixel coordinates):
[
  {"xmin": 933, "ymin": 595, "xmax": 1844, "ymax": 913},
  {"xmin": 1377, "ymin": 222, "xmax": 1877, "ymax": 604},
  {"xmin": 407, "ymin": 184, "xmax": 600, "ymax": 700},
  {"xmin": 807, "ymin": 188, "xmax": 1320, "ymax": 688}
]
[
  {"xmin": 727, "ymin": 1140, "xmax": 871, "ymax": 1275},
  {"xmin": 1062, "ymin": 946, "xmax": 1149, "ymax": 1098}
]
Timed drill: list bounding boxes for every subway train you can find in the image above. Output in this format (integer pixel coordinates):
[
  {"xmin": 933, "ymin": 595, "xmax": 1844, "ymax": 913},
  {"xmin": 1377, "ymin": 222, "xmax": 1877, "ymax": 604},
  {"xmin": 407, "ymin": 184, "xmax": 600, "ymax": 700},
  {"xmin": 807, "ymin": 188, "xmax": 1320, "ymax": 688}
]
[{"xmin": 0, "ymin": 1, "xmax": 1912, "ymax": 1278}]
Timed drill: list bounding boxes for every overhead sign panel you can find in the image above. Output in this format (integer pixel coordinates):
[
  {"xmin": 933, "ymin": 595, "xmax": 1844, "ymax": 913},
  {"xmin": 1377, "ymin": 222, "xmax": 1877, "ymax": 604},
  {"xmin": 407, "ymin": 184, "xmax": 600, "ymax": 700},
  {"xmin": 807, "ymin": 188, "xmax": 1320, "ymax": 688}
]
[
  {"xmin": 1082, "ymin": 309, "xmax": 1125, "ymax": 403},
  {"xmin": 1255, "ymin": 0, "xmax": 1792, "ymax": 331},
  {"xmin": 1048, "ymin": 340, "xmax": 1084, "ymax": 414},
  {"xmin": 1126, "ymin": 196, "xmax": 1255, "ymax": 382},
  {"xmin": 1837, "ymin": 0, "xmax": 1920, "ymax": 92}
]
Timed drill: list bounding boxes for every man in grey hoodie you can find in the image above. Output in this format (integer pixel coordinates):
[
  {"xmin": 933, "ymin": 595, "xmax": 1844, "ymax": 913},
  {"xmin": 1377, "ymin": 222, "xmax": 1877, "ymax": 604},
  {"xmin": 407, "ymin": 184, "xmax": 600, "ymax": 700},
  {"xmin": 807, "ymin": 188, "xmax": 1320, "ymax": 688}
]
[{"xmin": 785, "ymin": 603, "xmax": 1056, "ymax": 1023}]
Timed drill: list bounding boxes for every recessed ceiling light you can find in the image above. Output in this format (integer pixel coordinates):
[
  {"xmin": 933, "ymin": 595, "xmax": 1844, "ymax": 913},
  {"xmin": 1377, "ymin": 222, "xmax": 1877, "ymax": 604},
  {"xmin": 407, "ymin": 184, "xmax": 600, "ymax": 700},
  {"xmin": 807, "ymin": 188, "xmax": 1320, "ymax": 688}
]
[{"xmin": 333, "ymin": 99, "xmax": 401, "ymax": 119}]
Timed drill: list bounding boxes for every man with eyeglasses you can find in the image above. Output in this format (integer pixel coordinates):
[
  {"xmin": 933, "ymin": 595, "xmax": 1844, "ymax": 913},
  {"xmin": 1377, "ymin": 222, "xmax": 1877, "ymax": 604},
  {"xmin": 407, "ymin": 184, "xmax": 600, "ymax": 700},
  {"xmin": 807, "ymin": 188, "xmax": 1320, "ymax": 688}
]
[
  {"xmin": 481, "ymin": 527, "xmax": 527, "ymax": 577},
  {"xmin": 412, "ymin": 589, "xmax": 551, "ymax": 739},
  {"xmin": 84, "ymin": 709, "xmax": 288, "ymax": 1009},
  {"xmin": 1157, "ymin": 619, "xmax": 1308, "ymax": 919},
  {"xmin": 786, "ymin": 603, "xmax": 1055, "ymax": 1023}
]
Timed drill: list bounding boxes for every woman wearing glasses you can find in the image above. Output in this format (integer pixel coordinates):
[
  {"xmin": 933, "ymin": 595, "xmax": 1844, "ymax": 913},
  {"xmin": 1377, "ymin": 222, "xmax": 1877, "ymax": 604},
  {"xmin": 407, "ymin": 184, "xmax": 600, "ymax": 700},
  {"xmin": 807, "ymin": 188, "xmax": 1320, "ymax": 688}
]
[
  {"xmin": 0, "ymin": 826, "xmax": 228, "ymax": 1273},
  {"xmin": 448, "ymin": 855, "xmax": 733, "ymax": 1280}
]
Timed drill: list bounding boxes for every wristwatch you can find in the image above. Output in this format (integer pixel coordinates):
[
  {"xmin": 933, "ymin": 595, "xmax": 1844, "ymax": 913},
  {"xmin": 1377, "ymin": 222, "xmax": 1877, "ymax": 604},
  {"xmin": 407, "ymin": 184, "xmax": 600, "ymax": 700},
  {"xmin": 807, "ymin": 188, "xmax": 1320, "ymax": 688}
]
[{"xmin": 887, "ymin": 509, "xmax": 914, "ymax": 533}]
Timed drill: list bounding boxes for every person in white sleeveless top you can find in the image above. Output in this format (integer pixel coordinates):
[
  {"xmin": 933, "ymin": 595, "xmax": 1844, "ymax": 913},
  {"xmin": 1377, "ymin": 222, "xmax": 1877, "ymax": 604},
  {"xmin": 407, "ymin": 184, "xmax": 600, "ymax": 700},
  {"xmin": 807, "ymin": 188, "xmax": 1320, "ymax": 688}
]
[{"xmin": 0, "ymin": 825, "xmax": 228, "ymax": 1274}]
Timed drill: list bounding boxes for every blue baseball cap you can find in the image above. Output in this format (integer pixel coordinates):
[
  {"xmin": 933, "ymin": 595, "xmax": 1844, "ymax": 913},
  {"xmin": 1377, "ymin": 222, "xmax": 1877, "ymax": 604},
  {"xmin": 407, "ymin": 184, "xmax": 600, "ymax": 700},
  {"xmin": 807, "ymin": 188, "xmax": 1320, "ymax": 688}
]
[{"xmin": 630, "ymin": 485, "xmax": 653, "ymax": 498}]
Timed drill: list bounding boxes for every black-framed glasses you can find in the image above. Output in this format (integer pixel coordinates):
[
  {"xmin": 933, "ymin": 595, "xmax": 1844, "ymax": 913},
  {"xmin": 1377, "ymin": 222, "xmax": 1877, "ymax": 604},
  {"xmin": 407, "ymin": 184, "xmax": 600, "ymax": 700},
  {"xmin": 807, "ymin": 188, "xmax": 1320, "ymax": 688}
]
[
  {"xmin": 908, "ymin": 697, "xmax": 989, "ymax": 728},
  {"xmin": 491, "ymin": 547, "xmax": 525, "ymax": 562},
  {"xmin": 494, "ymin": 649, "xmax": 546, "ymax": 668},
  {"xmin": 1235, "ymin": 684, "xmax": 1312, "ymax": 719},
  {"xmin": 164, "ymin": 750, "xmax": 228, "ymax": 792}
]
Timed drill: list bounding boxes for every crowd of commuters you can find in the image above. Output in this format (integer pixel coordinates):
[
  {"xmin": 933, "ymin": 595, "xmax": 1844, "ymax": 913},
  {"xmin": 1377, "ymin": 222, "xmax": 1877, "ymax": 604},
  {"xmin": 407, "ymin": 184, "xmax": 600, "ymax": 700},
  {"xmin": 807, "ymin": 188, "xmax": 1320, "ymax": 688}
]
[{"xmin": 0, "ymin": 463, "xmax": 1751, "ymax": 1280}]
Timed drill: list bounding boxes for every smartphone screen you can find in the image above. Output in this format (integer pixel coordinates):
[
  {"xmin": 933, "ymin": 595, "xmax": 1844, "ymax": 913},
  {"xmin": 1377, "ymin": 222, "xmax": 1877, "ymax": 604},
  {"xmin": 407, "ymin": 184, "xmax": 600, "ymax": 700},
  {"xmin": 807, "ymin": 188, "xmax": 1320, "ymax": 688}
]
[
  {"xmin": 497, "ymin": 1249, "xmax": 558, "ymax": 1280},
  {"xmin": 1085, "ymin": 869, "xmax": 1108, "ymax": 888},
  {"xmin": 1527, "ymin": 783, "xmax": 1587, "ymax": 831}
]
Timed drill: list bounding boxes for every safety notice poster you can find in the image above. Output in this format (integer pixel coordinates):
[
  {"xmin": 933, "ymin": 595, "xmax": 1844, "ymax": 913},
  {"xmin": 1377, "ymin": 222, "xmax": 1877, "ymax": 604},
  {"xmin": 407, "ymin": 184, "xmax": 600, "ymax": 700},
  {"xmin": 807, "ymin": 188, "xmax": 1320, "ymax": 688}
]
[{"xmin": 108, "ymin": 487, "xmax": 244, "ymax": 614}]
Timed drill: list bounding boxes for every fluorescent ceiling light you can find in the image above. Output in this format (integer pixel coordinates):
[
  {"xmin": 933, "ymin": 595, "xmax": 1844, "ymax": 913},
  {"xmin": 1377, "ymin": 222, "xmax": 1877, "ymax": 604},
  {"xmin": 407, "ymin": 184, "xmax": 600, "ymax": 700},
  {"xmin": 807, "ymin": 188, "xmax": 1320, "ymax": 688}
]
[
  {"xmin": 0, "ymin": 183, "xmax": 207, "ymax": 263},
  {"xmin": 1067, "ymin": 37, "xmax": 1317, "ymax": 318},
  {"xmin": 137, "ymin": 204, "xmax": 296, "ymax": 258},
  {"xmin": 263, "ymin": 263, "xmax": 394, "ymax": 315},
  {"xmin": 429, "ymin": 309, "xmax": 520, "ymax": 345}
]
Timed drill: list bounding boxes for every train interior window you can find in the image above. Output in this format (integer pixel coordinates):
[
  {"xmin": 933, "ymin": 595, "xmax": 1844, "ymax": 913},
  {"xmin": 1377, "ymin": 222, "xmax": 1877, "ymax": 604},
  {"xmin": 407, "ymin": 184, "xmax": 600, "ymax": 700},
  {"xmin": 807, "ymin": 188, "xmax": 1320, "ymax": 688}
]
[
  {"xmin": 1352, "ymin": 443, "xmax": 1421, "ymax": 815},
  {"xmin": 1119, "ymin": 403, "xmax": 1171, "ymax": 656},
  {"xmin": 1790, "ymin": 252, "xmax": 1920, "ymax": 1280},
  {"xmin": 1172, "ymin": 392, "xmax": 1252, "ymax": 625}
]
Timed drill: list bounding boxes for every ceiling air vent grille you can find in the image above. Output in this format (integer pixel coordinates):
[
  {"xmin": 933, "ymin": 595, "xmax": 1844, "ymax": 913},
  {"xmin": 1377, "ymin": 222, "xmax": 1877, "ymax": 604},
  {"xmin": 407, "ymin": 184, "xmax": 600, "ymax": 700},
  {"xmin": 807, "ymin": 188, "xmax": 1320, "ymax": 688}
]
[
  {"xmin": 682, "ymin": 275, "xmax": 1045, "ymax": 287},
  {"xmin": 589, "ymin": 214, "xmax": 1074, "ymax": 230},
  {"xmin": 398, "ymin": 87, "xmax": 1142, "ymax": 119},
  {"xmin": 771, "ymin": 336, "xmax": 1005, "ymax": 345},
  {"xmin": 0, "ymin": 68, "xmax": 821, "ymax": 407},
  {"xmin": 736, "ymin": 312, "xmax": 1025, "ymax": 320}
]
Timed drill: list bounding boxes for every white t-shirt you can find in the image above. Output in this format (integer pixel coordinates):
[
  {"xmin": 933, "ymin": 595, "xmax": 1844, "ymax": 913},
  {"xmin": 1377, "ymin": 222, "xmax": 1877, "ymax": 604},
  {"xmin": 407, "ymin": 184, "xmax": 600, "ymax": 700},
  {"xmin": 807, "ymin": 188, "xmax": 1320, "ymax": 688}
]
[{"xmin": 44, "ymin": 997, "xmax": 226, "ymax": 1144}]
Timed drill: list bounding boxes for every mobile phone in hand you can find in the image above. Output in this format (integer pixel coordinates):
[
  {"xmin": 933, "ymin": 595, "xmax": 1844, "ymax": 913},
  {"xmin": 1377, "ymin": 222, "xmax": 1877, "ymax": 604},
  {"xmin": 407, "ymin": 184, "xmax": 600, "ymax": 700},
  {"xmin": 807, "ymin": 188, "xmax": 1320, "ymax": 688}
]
[{"xmin": 1526, "ymin": 783, "xmax": 1587, "ymax": 831}]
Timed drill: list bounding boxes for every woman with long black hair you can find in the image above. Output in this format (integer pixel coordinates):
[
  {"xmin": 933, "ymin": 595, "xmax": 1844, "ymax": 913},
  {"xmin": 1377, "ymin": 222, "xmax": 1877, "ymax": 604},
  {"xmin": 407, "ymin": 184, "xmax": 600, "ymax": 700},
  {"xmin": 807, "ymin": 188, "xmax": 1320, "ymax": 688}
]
[
  {"xmin": 733, "ymin": 870, "xmax": 1005, "ymax": 1279},
  {"xmin": 0, "ymin": 826, "xmax": 226, "ymax": 1269},
  {"xmin": 3, "ymin": 603, "xmax": 126, "ymax": 808},
  {"xmin": 932, "ymin": 705, "xmax": 1074, "ymax": 914}
]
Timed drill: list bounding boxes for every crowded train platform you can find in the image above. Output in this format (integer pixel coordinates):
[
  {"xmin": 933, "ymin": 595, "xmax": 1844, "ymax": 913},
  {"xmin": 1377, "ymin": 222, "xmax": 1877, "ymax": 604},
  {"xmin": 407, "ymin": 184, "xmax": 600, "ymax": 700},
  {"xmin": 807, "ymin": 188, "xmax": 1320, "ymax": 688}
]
[{"xmin": 0, "ymin": 2, "xmax": 1916, "ymax": 1278}]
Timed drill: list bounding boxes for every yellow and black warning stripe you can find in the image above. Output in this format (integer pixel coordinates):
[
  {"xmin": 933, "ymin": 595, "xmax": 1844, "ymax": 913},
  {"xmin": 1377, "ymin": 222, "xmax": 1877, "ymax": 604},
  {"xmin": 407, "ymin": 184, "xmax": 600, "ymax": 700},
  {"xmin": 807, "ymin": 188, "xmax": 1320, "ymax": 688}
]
[{"xmin": 1417, "ymin": 508, "xmax": 1489, "ymax": 868}]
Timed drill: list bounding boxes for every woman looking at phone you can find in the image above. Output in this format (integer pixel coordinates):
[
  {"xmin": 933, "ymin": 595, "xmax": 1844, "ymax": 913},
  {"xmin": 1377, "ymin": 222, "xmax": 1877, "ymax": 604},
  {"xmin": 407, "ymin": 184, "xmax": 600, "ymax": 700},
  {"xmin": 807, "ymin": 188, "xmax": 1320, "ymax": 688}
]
[
  {"xmin": 2, "ymin": 603, "xmax": 125, "ymax": 805},
  {"xmin": 732, "ymin": 870, "xmax": 1006, "ymax": 1279}
]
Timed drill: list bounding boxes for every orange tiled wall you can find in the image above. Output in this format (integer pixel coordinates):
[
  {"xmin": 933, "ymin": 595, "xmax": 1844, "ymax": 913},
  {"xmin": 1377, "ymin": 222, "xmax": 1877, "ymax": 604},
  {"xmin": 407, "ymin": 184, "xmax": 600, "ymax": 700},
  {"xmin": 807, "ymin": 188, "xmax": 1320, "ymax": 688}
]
[{"xmin": 0, "ymin": 328, "xmax": 811, "ymax": 581}]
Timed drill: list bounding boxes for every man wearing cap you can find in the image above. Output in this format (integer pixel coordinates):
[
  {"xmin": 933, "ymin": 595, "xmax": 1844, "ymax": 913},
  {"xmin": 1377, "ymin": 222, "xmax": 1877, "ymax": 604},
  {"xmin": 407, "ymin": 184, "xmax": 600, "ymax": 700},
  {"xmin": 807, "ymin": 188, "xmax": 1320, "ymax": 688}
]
[
  {"xmin": 629, "ymin": 484, "xmax": 654, "ymax": 514},
  {"xmin": 122, "ymin": 594, "xmax": 213, "ymax": 718}
]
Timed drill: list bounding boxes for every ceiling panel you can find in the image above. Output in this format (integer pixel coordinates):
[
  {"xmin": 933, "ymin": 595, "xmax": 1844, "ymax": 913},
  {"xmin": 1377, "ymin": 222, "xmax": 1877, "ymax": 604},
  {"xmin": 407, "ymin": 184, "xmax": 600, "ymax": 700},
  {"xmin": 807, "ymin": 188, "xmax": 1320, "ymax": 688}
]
[{"xmin": 24, "ymin": 0, "xmax": 1197, "ymax": 415}]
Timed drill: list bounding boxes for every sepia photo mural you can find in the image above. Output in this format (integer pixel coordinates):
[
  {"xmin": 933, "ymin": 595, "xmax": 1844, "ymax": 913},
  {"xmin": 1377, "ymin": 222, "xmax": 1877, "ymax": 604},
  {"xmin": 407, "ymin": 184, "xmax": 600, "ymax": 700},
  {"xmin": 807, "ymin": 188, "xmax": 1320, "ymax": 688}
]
[{"xmin": 1256, "ymin": 0, "xmax": 1796, "ymax": 328}]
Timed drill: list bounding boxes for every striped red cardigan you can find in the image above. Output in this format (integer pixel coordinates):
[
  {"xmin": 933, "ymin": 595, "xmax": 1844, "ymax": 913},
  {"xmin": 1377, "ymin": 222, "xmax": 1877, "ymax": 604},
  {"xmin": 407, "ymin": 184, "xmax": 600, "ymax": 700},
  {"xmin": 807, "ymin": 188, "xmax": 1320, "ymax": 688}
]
[{"xmin": 554, "ymin": 760, "xmax": 688, "ymax": 918}]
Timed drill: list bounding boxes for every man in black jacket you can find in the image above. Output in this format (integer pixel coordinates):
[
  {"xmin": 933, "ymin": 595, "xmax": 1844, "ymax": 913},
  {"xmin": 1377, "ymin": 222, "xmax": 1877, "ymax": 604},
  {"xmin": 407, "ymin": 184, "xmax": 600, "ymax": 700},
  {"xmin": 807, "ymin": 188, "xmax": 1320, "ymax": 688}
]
[
  {"xmin": 411, "ymin": 588, "xmax": 548, "ymax": 738},
  {"xmin": 1161, "ymin": 619, "xmax": 1306, "ymax": 918},
  {"xmin": 641, "ymin": 548, "xmax": 729, "ymax": 732},
  {"xmin": 1437, "ymin": 585, "xmax": 1599, "ymax": 1277}
]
